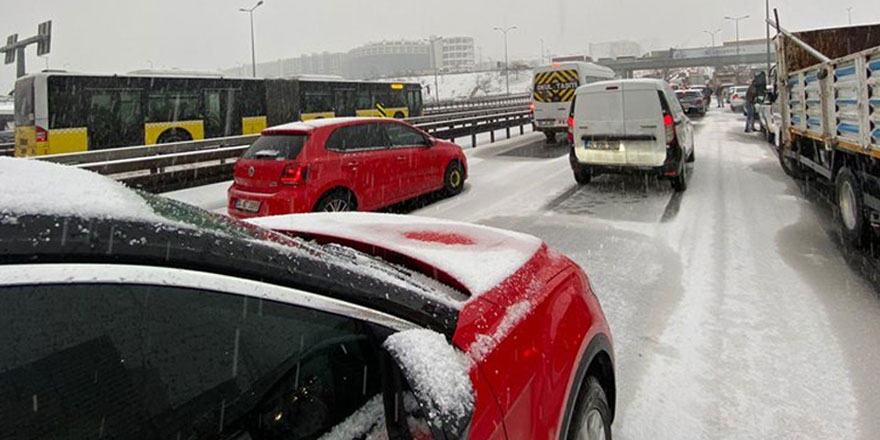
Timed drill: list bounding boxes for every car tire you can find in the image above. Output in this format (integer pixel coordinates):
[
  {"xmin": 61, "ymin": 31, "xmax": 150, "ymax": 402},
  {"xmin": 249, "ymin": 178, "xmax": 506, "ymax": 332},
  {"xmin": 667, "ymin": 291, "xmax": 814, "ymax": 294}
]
[
  {"xmin": 671, "ymin": 161, "xmax": 688, "ymax": 192},
  {"xmin": 443, "ymin": 161, "xmax": 465, "ymax": 196},
  {"xmin": 836, "ymin": 167, "xmax": 867, "ymax": 248},
  {"xmin": 573, "ymin": 165, "xmax": 592, "ymax": 185},
  {"xmin": 566, "ymin": 376, "xmax": 612, "ymax": 440},
  {"xmin": 315, "ymin": 190, "xmax": 356, "ymax": 212}
]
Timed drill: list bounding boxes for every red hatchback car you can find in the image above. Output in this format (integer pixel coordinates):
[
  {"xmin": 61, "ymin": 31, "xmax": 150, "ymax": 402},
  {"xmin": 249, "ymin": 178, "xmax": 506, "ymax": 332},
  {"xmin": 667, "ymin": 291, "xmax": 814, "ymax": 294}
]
[
  {"xmin": 228, "ymin": 118, "xmax": 468, "ymax": 218},
  {"xmin": 252, "ymin": 213, "xmax": 617, "ymax": 440}
]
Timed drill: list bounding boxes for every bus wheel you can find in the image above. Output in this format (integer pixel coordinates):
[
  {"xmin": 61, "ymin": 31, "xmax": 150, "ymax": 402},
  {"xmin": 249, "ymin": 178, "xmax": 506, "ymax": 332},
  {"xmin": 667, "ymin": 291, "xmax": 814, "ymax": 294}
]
[
  {"xmin": 393, "ymin": 111, "xmax": 405, "ymax": 119},
  {"xmin": 157, "ymin": 128, "xmax": 193, "ymax": 144},
  {"xmin": 836, "ymin": 167, "xmax": 867, "ymax": 248}
]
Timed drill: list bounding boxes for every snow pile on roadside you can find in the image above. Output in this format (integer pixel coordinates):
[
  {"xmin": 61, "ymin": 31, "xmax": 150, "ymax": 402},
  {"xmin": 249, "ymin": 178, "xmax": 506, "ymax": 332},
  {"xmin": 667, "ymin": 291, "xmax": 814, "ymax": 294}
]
[
  {"xmin": 468, "ymin": 300, "xmax": 534, "ymax": 361},
  {"xmin": 318, "ymin": 394, "xmax": 386, "ymax": 440},
  {"xmin": 383, "ymin": 329, "xmax": 474, "ymax": 427},
  {"xmin": 391, "ymin": 70, "xmax": 534, "ymax": 101},
  {"xmin": 250, "ymin": 213, "xmax": 543, "ymax": 300},
  {"xmin": 0, "ymin": 157, "xmax": 163, "ymax": 223}
]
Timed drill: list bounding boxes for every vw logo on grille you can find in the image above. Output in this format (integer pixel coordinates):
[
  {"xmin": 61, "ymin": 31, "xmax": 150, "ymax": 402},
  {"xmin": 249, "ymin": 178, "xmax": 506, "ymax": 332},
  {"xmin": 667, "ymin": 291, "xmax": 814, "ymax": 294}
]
[{"xmin": 248, "ymin": 166, "xmax": 255, "ymax": 177}]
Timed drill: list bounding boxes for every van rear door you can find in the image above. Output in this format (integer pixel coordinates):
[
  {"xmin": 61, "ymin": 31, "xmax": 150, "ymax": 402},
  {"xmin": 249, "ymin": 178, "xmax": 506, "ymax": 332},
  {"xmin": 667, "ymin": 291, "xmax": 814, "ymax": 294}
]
[{"xmin": 533, "ymin": 68, "xmax": 580, "ymax": 129}]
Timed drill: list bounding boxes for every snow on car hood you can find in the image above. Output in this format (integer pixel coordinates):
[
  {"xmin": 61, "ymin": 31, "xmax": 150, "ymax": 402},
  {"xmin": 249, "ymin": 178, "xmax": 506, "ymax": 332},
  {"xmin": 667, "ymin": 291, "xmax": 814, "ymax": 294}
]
[
  {"xmin": 0, "ymin": 158, "xmax": 163, "ymax": 223},
  {"xmin": 248, "ymin": 212, "xmax": 544, "ymax": 300}
]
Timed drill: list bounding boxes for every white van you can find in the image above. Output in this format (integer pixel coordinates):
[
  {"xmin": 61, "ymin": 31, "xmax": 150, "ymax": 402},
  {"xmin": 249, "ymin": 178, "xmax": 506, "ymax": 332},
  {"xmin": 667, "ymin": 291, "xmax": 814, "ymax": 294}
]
[
  {"xmin": 531, "ymin": 62, "xmax": 615, "ymax": 142},
  {"xmin": 569, "ymin": 79, "xmax": 695, "ymax": 191}
]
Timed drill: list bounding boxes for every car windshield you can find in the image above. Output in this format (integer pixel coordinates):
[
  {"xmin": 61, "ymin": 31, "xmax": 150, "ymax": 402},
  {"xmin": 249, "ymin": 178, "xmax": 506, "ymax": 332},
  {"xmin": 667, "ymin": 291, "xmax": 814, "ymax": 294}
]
[{"xmin": 5, "ymin": 2, "xmax": 880, "ymax": 440}]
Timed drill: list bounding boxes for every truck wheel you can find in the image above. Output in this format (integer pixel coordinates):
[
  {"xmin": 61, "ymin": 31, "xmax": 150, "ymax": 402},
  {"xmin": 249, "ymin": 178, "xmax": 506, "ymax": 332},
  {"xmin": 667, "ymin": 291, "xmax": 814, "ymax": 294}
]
[
  {"xmin": 836, "ymin": 167, "xmax": 867, "ymax": 248},
  {"xmin": 778, "ymin": 149, "xmax": 803, "ymax": 180}
]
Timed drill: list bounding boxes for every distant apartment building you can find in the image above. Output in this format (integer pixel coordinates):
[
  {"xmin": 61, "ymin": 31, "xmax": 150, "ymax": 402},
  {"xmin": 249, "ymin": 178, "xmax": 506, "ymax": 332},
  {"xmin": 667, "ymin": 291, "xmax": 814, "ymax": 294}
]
[
  {"xmin": 348, "ymin": 40, "xmax": 432, "ymax": 79},
  {"xmin": 222, "ymin": 35, "xmax": 477, "ymax": 80},
  {"xmin": 439, "ymin": 36, "xmax": 476, "ymax": 72},
  {"xmin": 589, "ymin": 40, "xmax": 642, "ymax": 60}
]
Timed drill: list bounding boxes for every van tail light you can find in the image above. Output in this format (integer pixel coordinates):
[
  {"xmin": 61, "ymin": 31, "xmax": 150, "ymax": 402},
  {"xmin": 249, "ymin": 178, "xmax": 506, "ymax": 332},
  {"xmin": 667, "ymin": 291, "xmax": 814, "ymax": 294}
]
[
  {"xmin": 281, "ymin": 164, "xmax": 309, "ymax": 186},
  {"xmin": 35, "ymin": 126, "xmax": 48, "ymax": 143},
  {"xmin": 529, "ymin": 102, "xmax": 535, "ymax": 113},
  {"xmin": 732, "ymin": 94, "xmax": 740, "ymax": 100},
  {"xmin": 567, "ymin": 116, "xmax": 575, "ymax": 144},
  {"xmin": 663, "ymin": 114, "xmax": 676, "ymax": 145}
]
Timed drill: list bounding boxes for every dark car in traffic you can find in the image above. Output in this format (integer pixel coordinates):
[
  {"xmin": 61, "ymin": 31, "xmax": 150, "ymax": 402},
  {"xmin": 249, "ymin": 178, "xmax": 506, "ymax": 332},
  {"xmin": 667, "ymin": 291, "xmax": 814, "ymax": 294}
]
[{"xmin": 676, "ymin": 89, "xmax": 709, "ymax": 116}]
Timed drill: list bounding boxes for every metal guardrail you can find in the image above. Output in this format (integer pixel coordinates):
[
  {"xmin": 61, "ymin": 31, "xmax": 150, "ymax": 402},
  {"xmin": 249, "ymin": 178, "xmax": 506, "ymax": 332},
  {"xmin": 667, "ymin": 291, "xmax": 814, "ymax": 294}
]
[
  {"xmin": 424, "ymin": 93, "xmax": 530, "ymax": 114},
  {"xmin": 0, "ymin": 143, "xmax": 13, "ymax": 157},
  {"xmin": 20, "ymin": 106, "xmax": 534, "ymax": 193}
]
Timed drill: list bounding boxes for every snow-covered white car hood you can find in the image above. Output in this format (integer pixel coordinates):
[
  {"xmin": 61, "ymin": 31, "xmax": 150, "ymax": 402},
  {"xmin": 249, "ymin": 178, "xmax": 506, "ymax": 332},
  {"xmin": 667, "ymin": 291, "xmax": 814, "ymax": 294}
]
[{"xmin": 248, "ymin": 212, "xmax": 544, "ymax": 300}]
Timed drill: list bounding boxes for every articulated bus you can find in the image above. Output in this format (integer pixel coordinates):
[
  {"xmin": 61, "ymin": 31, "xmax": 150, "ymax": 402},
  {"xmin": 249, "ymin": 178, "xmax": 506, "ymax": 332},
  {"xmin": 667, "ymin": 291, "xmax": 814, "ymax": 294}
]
[{"xmin": 13, "ymin": 72, "xmax": 423, "ymax": 157}]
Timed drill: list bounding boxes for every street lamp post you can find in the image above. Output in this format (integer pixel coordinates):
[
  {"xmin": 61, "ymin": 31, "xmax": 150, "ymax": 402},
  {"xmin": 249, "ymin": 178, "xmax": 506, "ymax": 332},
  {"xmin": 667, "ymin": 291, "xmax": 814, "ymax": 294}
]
[
  {"xmin": 724, "ymin": 15, "xmax": 750, "ymax": 58},
  {"xmin": 430, "ymin": 36, "xmax": 443, "ymax": 103},
  {"xmin": 703, "ymin": 29, "xmax": 721, "ymax": 47},
  {"xmin": 239, "ymin": 1, "xmax": 264, "ymax": 78},
  {"xmin": 847, "ymin": 7, "xmax": 853, "ymax": 25},
  {"xmin": 493, "ymin": 26, "xmax": 517, "ymax": 95}
]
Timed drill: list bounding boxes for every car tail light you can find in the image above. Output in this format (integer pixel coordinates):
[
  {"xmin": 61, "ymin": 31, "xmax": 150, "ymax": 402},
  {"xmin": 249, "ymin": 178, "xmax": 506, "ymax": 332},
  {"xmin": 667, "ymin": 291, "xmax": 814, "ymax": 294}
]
[
  {"xmin": 567, "ymin": 116, "xmax": 575, "ymax": 144},
  {"xmin": 732, "ymin": 94, "xmax": 739, "ymax": 100},
  {"xmin": 35, "ymin": 126, "xmax": 48, "ymax": 143},
  {"xmin": 281, "ymin": 164, "xmax": 309, "ymax": 185},
  {"xmin": 695, "ymin": 98, "xmax": 703, "ymax": 105},
  {"xmin": 663, "ymin": 114, "xmax": 676, "ymax": 145},
  {"xmin": 529, "ymin": 102, "xmax": 535, "ymax": 113}
]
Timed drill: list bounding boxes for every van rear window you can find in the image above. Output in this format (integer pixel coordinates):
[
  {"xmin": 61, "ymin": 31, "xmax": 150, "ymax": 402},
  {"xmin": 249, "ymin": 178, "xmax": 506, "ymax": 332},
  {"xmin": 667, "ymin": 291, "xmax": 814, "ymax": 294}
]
[{"xmin": 243, "ymin": 135, "xmax": 307, "ymax": 161}]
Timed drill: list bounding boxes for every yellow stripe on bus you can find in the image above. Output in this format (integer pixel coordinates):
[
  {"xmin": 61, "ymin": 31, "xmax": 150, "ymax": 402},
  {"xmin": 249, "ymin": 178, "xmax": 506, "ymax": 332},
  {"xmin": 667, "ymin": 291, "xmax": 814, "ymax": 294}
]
[
  {"xmin": 356, "ymin": 107, "xmax": 409, "ymax": 118},
  {"xmin": 145, "ymin": 120, "xmax": 205, "ymax": 145},
  {"xmin": 301, "ymin": 112, "xmax": 336, "ymax": 121},
  {"xmin": 242, "ymin": 116, "xmax": 267, "ymax": 135},
  {"xmin": 48, "ymin": 127, "xmax": 88, "ymax": 155}
]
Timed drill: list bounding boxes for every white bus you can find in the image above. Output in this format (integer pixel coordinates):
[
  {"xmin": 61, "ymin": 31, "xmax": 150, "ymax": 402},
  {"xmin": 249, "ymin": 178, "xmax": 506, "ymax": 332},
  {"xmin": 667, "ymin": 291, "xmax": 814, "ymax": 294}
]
[{"xmin": 531, "ymin": 61, "xmax": 615, "ymax": 142}]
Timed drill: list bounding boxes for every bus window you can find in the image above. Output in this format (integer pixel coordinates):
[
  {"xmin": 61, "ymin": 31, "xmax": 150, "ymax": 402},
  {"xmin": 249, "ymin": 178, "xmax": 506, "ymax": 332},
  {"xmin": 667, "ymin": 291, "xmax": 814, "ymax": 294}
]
[
  {"xmin": 204, "ymin": 89, "xmax": 241, "ymax": 138},
  {"xmin": 87, "ymin": 89, "xmax": 144, "ymax": 149},
  {"xmin": 148, "ymin": 92, "xmax": 201, "ymax": 123},
  {"xmin": 302, "ymin": 92, "xmax": 333, "ymax": 114},
  {"xmin": 14, "ymin": 78, "xmax": 35, "ymax": 127},
  {"xmin": 334, "ymin": 89, "xmax": 356, "ymax": 117},
  {"xmin": 356, "ymin": 88, "xmax": 371, "ymax": 110}
]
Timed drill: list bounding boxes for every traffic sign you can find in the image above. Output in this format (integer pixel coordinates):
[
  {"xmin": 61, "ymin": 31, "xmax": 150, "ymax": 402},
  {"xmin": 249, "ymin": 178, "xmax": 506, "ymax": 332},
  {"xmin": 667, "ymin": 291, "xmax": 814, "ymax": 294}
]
[
  {"xmin": 4, "ymin": 34, "xmax": 17, "ymax": 65},
  {"xmin": 37, "ymin": 21, "xmax": 51, "ymax": 56}
]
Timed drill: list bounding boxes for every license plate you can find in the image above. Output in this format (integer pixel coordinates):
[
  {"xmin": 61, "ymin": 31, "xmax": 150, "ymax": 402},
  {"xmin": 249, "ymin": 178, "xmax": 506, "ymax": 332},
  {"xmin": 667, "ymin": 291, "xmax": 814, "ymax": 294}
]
[
  {"xmin": 585, "ymin": 140, "xmax": 620, "ymax": 151},
  {"xmin": 234, "ymin": 199, "xmax": 261, "ymax": 213},
  {"xmin": 537, "ymin": 120, "xmax": 556, "ymax": 127}
]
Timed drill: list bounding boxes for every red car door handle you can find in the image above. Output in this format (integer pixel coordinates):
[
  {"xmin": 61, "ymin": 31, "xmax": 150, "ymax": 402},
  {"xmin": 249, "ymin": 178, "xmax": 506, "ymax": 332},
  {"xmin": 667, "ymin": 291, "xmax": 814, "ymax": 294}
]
[{"xmin": 396, "ymin": 156, "xmax": 406, "ymax": 160}]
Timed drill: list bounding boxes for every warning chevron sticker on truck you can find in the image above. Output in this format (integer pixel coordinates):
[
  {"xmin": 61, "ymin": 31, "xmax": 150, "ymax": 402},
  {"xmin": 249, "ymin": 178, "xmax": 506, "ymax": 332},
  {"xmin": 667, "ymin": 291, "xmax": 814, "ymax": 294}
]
[{"xmin": 533, "ymin": 70, "xmax": 580, "ymax": 103}]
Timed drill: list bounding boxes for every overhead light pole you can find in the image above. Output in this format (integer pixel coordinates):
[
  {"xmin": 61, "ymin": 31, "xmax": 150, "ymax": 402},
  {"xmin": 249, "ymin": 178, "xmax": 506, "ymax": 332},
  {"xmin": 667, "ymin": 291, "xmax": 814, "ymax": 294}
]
[
  {"xmin": 429, "ymin": 36, "xmax": 443, "ymax": 103},
  {"xmin": 239, "ymin": 1, "xmax": 264, "ymax": 78},
  {"xmin": 703, "ymin": 29, "xmax": 721, "ymax": 47},
  {"xmin": 724, "ymin": 15, "xmax": 750, "ymax": 58},
  {"xmin": 493, "ymin": 26, "xmax": 517, "ymax": 95},
  {"xmin": 847, "ymin": 7, "xmax": 853, "ymax": 25}
]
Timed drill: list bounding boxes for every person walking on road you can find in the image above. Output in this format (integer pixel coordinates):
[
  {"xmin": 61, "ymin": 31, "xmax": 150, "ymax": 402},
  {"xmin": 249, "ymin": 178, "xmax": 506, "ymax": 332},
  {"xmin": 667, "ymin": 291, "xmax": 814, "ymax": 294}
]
[
  {"xmin": 745, "ymin": 79, "xmax": 758, "ymax": 133},
  {"xmin": 716, "ymin": 85, "xmax": 724, "ymax": 108}
]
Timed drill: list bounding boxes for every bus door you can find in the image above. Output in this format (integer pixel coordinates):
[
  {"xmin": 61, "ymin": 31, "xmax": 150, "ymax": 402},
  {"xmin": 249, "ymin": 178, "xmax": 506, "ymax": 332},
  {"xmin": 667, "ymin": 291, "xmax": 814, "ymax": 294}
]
[
  {"xmin": 333, "ymin": 88, "xmax": 357, "ymax": 117},
  {"xmin": 86, "ymin": 89, "xmax": 144, "ymax": 149},
  {"xmin": 203, "ymin": 89, "xmax": 241, "ymax": 138}
]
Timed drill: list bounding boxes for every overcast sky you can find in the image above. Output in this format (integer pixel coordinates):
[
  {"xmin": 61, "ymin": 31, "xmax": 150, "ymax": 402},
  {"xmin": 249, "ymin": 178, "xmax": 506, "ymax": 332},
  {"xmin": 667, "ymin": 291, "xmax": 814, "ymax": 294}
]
[{"xmin": 3, "ymin": 0, "xmax": 878, "ymax": 93}]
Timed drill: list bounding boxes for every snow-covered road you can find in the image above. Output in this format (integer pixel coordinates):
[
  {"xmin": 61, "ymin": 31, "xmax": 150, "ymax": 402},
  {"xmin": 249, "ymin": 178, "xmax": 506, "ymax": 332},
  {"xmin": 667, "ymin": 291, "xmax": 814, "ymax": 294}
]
[{"xmin": 167, "ymin": 109, "xmax": 880, "ymax": 438}]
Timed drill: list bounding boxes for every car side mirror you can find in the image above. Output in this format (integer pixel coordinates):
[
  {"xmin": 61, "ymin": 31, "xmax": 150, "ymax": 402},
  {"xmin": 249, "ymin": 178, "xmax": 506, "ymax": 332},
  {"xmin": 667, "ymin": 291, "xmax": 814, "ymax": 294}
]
[
  {"xmin": 425, "ymin": 136, "xmax": 436, "ymax": 147},
  {"xmin": 384, "ymin": 330, "xmax": 474, "ymax": 438}
]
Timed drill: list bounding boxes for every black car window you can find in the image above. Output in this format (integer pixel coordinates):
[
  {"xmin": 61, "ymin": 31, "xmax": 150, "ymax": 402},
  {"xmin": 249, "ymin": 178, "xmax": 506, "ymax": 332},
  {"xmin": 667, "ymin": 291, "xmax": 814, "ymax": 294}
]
[
  {"xmin": 242, "ymin": 135, "xmax": 308, "ymax": 161},
  {"xmin": 385, "ymin": 123, "xmax": 429, "ymax": 148},
  {"xmin": 326, "ymin": 123, "xmax": 389, "ymax": 152},
  {"xmin": 0, "ymin": 283, "xmax": 393, "ymax": 440}
]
